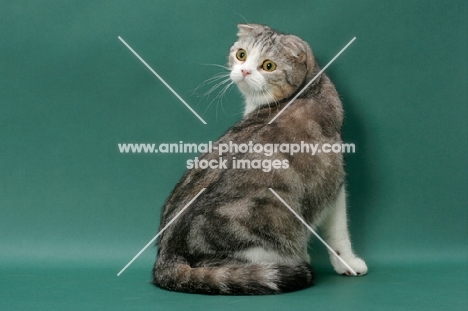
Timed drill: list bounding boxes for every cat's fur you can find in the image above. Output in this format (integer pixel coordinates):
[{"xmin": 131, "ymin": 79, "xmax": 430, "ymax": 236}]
[{"xmin": 153, "ymin": 24, "xmax": 367, "ymax": 295}]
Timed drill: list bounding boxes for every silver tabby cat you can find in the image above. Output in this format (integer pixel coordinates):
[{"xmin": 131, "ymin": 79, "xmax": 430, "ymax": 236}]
[{"xmin": 153, "ymin": 24, "xmax": 367, "ymax": 295}]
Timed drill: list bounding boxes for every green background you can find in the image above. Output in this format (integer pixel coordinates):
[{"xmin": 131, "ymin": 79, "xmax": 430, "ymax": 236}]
[{"xmin": 1, "ymin": 0, "xmax": 467, "ymax": 310}]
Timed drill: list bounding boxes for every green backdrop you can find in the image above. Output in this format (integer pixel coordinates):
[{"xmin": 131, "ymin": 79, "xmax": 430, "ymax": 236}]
[{"xmin": 1, "ymin": 0, "xmax": 467, "ymax": 310}]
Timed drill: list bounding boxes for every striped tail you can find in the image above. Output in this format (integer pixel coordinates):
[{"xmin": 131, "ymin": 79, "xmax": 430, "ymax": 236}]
[{"xmin": 152, "ymin": 255, "xmax": 314, "ymax": 295}]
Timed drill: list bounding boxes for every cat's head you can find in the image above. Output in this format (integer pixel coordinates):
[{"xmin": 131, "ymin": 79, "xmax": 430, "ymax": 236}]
[{"xmin": 229, "ymin": 24, "xmax": 315, "ymax": 115}]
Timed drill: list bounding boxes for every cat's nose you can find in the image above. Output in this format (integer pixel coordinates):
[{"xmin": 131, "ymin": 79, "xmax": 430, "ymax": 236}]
[{"xmin": 241, "ymin": 69, "xmax": 251, "ymax": 77}]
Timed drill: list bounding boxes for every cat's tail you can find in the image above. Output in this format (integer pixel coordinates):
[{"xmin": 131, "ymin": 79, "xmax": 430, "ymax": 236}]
[{"xmin": 152, "ymin": 255, "xmax": 314, "ymax": 295}]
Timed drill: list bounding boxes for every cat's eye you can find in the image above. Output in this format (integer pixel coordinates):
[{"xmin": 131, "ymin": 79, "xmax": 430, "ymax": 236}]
[
  {"xmin": 262, "ymin": 60, "xmax": 277, "ymax": 72},
  {"xmin": 236, "ymin": 49, "xmax": 247, "ymax": 61}
]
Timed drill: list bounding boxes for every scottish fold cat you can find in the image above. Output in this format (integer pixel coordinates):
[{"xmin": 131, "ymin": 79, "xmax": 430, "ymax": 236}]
[{"xmin": 153, "ymin": 24, "xmax": 367, "ymax": 295}]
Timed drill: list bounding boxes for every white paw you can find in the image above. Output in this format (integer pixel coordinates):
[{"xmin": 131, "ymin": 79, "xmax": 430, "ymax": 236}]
[{"xmin": 330, "ymin": 253, "xmax": 368, "ymax": 276}]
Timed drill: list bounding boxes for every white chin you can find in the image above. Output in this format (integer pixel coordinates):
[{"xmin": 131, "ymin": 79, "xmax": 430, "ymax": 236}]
[
  {"xmin": 243, "ymin": 92, "xmax": 273, "ymax": 116},
  {"xmin": 236, "ymin": 80, "xmax": 253, "ymax": 93},
  {"xmin": 236, "ymin": 81, "xmax": 263, "ymax": 97},
  {"xmin": 232, "ymin": 79, "xmax": 274, "ymax": 116}
]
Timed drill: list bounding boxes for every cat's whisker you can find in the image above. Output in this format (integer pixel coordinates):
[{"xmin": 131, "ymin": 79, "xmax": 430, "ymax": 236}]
[
  {"xmin": 195, "ymin": 75, "xmax": 230, "ymax": 116},
  {"xmin": 211, "ymin": 81, "xmax": 234, "ymax": 104},
  {"xmin": 252, "ymin": 91, "xmax": 260, "ymax": 117},
  {"xmin": 204, "ymin": 77, "xmax": 232, "ymax": 97},
  {"xmin": 213, "ymin": 81, "xmax": 233, "ymax": 120},
  {"xmin": 195, "ymin": 64, "xmax": 234, "ymax": 117},
  {"xmin": 256, "ymin": 90, "xmax": 270, "ymax": 117},
  {"xmin": 218, "ymin": 81, "xmax": 234, "ymax": 116},
  {"xmin": 193, "ymin": 73, "xmax": 231, "ymax": 96},
  {"xmin": 200, "ymin": 63, "xmax": 231, "ymax": 71},
  {"xmin": 204, "ymin": 80, "xmax": 234, "ymax": 117},
  {"xmin": 252, "ymin": 88, "xmax": 277, "ymax": 118},
  {"xmin": 203, "ymin": 73, "xmax": 231, "ymax": 85},
  {"xmin": 264, "ymin": 89, "xmax": 279, "ymax": 114},
  {"xmin": 204, "ymin": 79, "xmax": 232, "ymax": 118},
  {"xmin": 202, "ymin": 90, "xmax": 221, "ymax": 115},
  {"xmin": 265, "ymin": 92, "xmax": 275, "ymax": 118}
]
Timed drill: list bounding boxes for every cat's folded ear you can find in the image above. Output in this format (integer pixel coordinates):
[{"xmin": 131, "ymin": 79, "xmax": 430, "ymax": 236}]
[
  {"xmin": 237, "ymin": 24, "xmax": 263, "ymax": 38},
  {"xmin": 282, "ymin": 35, "xmax": 314, "ymax": 68}
]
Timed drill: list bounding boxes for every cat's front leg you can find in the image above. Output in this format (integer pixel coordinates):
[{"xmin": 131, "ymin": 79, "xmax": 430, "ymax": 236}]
[{"xmin": 321, "ymin": 185, "xmax": 368, "ymax": 276}]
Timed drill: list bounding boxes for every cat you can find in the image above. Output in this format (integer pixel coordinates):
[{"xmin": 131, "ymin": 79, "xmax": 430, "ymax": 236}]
[{"xmin": 152, "ymin": 24, "xmax": 367, "ymax": 295}]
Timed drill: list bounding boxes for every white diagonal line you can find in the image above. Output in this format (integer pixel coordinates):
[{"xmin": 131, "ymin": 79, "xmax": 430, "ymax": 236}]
[
  {"xmin": 118, "ymin": 36, "xmax": 207, "ymax": 125},
  {"xmin": 268, "ymin": 37, "xmax": 356, "ymax": 124},
  {"xmin": 117, "ymin": 188, "xmax": 206, "ymax": 276},
  {"xmin": 268, "ymin": 188, "xmax": 357, "ymax": 276}
]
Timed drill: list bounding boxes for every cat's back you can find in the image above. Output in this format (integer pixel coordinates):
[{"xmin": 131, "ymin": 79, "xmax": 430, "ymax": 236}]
[{"xmin": 158, "ymin": 91, "xmax": 345, "ymax": 232}]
